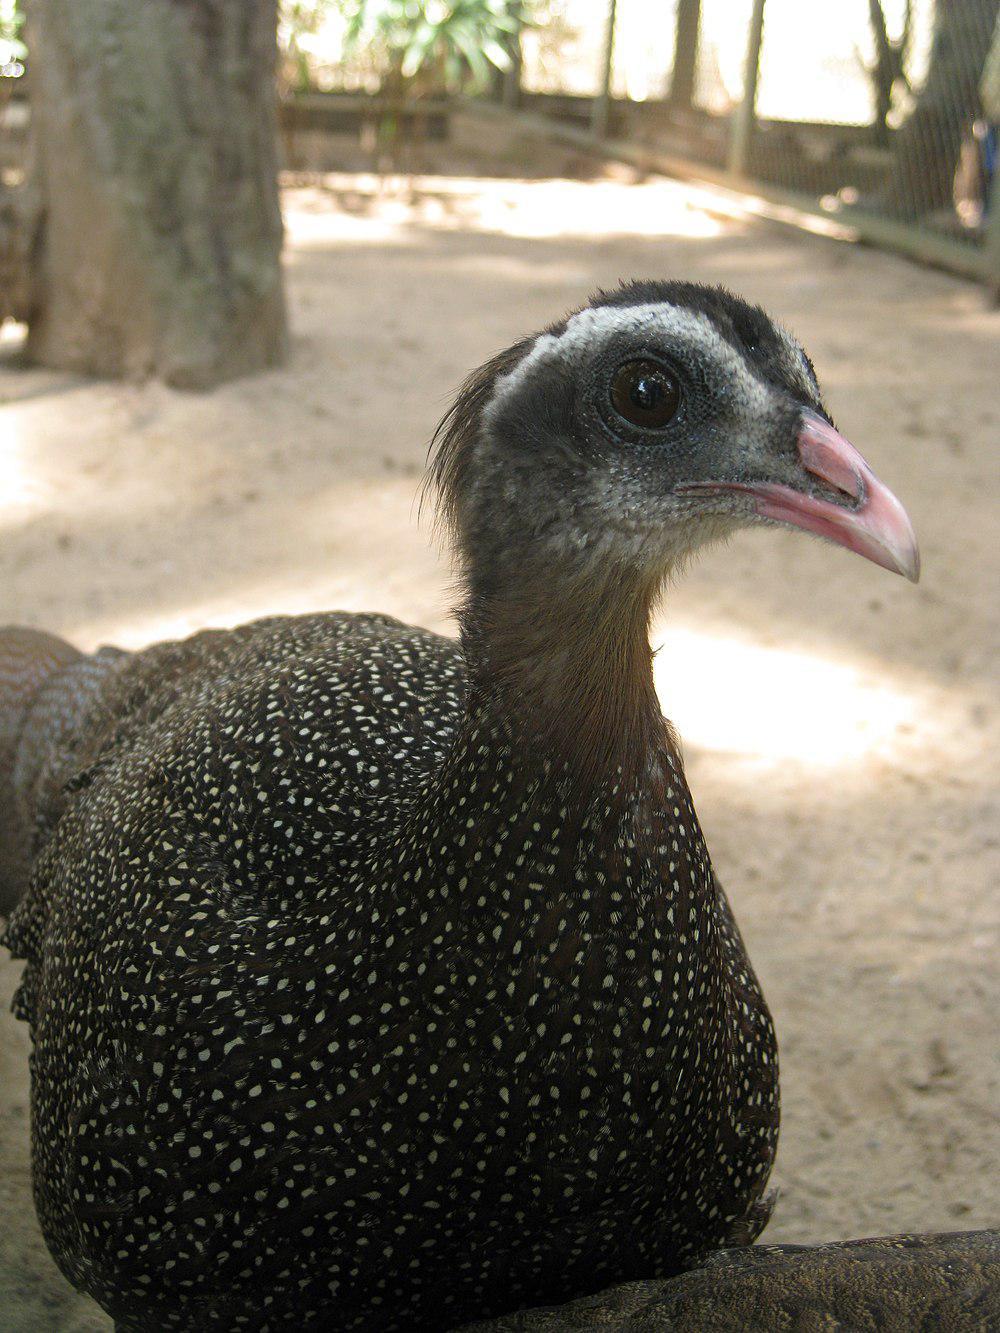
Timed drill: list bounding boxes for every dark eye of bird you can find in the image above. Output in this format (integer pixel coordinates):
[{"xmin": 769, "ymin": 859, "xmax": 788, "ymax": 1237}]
[{"xmin": 610, "ymin": 360, "xmax": 680, "ymax": 429}]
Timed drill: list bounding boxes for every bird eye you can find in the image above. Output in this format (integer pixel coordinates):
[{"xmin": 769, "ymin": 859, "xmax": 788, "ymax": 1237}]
[{"xmin": 610, "ymin": 360, "xmax": 680, "ymax": 430}]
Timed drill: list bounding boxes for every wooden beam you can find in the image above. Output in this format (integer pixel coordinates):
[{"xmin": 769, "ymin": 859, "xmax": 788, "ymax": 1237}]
[{"xmin": 728, "ymin": 0, "xmax": 767, "ymax": 177}]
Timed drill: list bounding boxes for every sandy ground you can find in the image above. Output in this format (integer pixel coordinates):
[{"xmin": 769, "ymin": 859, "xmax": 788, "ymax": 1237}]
[{"xmin": 0, "ymin": 129, "xmax": 998, "ymax": 1328}]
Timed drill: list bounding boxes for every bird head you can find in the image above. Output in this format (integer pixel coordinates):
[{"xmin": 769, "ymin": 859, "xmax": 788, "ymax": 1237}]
[{"xmin": 430, "ymin": 280, "xmax": 919, "ymax": 603}]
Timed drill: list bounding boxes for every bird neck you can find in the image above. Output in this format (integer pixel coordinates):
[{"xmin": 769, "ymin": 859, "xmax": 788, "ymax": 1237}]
[{"xmin": 458, "ymin": 565, "xmax": 667, "ymax": 791}]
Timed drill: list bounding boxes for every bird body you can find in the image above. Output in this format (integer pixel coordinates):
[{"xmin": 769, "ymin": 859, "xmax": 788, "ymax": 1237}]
[
  {"xmin": 2, "ymin": 282, "xmax": 918, "ymax": 1330},
  {"xmin": 6, "ymin": 612, "xmax": 777, "ymax": 1329}
]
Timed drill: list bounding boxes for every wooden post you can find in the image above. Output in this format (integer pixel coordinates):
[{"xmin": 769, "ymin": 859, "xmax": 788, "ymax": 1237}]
[
  {"xmin": 728, "ymin": 0, "xmax": 767, "ymax": 178},
  {"xmin": 502, "ymin": 9, "xmax": 523, "ymax": 111},
  {"xmin": 591, "ymin": 0, "xmax": 618, "ymax": 138},
  {"xmin": 669, "ymin": 0, "xmax": 702, "ymax": 111}
]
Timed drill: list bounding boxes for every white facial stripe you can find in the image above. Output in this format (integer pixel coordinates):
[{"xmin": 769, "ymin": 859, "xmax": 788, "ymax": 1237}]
[{"xmin": 484, "ymin": 301, "xmax": 779, "ymax": 429}]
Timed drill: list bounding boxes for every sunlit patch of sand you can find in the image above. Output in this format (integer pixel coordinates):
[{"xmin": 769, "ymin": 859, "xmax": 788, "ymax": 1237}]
[
  {"xmin": 0, "ymin": 404, "xmax": 50, "ymax": 523},
  {"xmin": 653, "ymin": 624, "xmax": 969, "ymax": 771},
  {"xmin": 283, "ymin": 175, "xmax": 729, "ymax": 243}
]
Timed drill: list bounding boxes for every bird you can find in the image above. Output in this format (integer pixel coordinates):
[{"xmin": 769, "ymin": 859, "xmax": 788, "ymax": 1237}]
[
  {"xmin": 1, "ymin": 280, "xmax": 919, "ymax": 1332},
  {"xmin": 459, "ymin": 1229, "xmax": 1000, "ymax": 1331}
]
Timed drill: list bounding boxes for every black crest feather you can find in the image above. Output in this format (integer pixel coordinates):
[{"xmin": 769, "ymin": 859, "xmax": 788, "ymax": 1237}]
[{"xmin": 423, "ymin": 335, "xmax": 535, "ymax": 538}]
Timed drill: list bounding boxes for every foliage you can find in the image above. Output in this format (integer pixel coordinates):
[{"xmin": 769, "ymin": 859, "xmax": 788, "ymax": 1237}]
[
  {"xmin": 279, "ymin": 1, "xmax": 333, "ymax": 93},
  {"xmin": 0, "ymin": 0, "xmax": 25, "ymax": 60},
  {"xmin": 336, "ymin": 0, "xmax": 522, "ymax": 96}
]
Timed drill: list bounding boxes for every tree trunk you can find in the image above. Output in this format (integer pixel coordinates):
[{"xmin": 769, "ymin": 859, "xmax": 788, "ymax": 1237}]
[
  {"xmin": 866, "ymin": 0, "xmax": 910, "ymax": 148},
  {"xmin": 22, "ymin": 0, "xmax": 287, "ymax": 389}
]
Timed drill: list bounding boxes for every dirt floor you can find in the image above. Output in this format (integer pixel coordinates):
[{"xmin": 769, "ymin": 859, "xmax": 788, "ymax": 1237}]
[{"xmin": 1, "ymin": 121, "xmax": 998, "ymax": 1328}]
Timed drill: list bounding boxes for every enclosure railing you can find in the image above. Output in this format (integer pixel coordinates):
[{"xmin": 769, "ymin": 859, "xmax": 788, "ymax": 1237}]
[{"xmin": 502, "ymin": 0, "xmax": 1000, "ymax": 293}]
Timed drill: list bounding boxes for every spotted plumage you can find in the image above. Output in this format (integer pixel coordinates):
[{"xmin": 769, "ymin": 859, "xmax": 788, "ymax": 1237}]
[{"xmin": 1, "ymin": 282, "xmax": 918, "ymax": 1331}]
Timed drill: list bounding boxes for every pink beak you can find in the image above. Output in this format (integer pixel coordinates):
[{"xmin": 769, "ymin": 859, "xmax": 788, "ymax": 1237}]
[{"xmin": 681, "ymin": 410, "xmax": 920, "ymax": 582}]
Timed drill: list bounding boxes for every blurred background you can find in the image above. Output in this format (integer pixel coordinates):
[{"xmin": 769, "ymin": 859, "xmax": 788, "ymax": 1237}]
[{"xmin": 0, "ymin": 1, "xmax": 998, "ymax": 1328}]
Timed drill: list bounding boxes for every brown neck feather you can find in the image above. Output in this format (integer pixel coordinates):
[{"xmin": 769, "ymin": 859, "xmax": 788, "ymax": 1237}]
[{"xmin": 460, "ymin": 566, "xmax": 669, "ymax": 791}]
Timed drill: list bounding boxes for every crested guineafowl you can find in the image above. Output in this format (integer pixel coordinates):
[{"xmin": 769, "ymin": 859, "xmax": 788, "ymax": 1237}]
[{"xmin": 1, "ymin": 282, "xmax": 920, "ymax": 1331}]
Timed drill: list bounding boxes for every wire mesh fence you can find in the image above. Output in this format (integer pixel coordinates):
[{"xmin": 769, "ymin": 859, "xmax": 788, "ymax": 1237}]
[{"xmin": 510, "ymin": 0, "xmax": 1000, "ymax": 288}]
